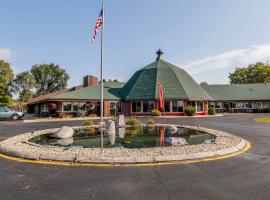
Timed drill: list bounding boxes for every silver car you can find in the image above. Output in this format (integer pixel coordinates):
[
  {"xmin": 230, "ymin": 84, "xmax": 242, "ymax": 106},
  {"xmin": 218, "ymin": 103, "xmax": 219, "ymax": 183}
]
[{"xmin": 0, "ymin": 107, "xmax": 24, "ymax": 120}]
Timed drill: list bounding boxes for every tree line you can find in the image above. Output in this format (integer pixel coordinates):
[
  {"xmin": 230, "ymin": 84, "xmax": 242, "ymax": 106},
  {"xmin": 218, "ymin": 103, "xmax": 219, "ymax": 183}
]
[
  {"xmin": 200, "ymin": 62, "xmax": 270, "ymax": 85},
  {"xmin": 0, "ymin": 60, "xmax": 69, "ymax": 107},
  {"xmin": 2, "ymin": 59, "xmax": 270, "ymax": 107}
]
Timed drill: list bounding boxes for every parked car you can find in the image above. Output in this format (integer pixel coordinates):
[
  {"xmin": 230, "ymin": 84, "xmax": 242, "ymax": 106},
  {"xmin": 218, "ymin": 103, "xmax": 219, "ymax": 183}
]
[{"xmin": 0, "ymin": 107, "xmax": 24, "ymax": 120}]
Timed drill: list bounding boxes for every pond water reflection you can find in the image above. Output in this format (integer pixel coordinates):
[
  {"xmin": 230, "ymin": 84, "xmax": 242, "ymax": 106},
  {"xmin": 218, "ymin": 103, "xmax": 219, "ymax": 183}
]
[{"xmin": 29, "ymin": 126, "xmax": 216, "ymax": 149}]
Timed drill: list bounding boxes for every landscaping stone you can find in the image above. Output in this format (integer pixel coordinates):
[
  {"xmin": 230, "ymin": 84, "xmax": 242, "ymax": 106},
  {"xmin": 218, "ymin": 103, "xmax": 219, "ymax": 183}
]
[
  {"xmin": 117, "ymin": 115, "xmax": 125, "ymax": 127},
  {"xmin": 0, "ymin": 125, "xmax": 248, "ymax": 164},
  {"xmin": 53, "ymin": 126, "xmax": 74, "ymax": 139},
  {"xmin": 167, "ymin": 125, "xmax": 178, "ymax": 134},
  {"xmin": 118, "ymin": 127, "xmax": 125, "ymax": 138},
  {"xmin": 106, "ymin": 120, "xmax": 116, "ymax": 136}
]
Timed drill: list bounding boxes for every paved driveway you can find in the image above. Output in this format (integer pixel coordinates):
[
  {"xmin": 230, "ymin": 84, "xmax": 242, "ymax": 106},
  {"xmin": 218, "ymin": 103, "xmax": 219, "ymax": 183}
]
[{"xmin": 0, "ymin": 114, "xmax": 270, "ymax": 200}]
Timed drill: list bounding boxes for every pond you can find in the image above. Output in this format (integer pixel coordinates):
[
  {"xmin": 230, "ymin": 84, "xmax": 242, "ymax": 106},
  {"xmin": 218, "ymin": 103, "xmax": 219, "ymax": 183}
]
[{"xmin": 29, "ymin": 126, "xmax": 216, "ymax": 149}]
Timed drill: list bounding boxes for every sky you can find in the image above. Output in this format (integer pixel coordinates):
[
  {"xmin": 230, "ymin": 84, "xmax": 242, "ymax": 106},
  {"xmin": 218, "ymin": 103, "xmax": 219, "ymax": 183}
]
[{"xmin": 1, "ymin": 0, "xmax": 270, "ymax": 87}]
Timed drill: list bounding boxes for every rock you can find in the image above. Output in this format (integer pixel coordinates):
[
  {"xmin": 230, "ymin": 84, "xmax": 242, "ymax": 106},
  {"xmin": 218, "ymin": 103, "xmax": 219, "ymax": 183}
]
[
  {"xmin": 109, "ymin": 131, "xmax": 116, "ymax": 145},
  {"xmin": 118, "ymin": 127, "xmax": 125, "ymax": 139},
  {"xmin": 167, "ymin": 125, "xmax": 178, "ymax": 134},
  {"xmin": 106, "ymin": 120, "xmax": 116, "ymax": 135},
  {"xmin": 117, "ymin": 114, "xmax": 125, "ymax": 127},
  {"xmin": 165, "ymin": 137, "xmax": 187, "ymax": 146},
  {"xmin": 106, "ymin": 120, "xmax": 116, "ymax": 145},
  {"xmin": 53, "ymin": 126, "xmax": 74, "ymax": 139}
]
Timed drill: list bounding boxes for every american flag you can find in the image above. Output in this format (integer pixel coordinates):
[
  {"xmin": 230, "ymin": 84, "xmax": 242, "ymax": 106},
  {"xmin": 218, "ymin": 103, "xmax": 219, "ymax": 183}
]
[{"xmin": 92, "ymin": 8, "xmax": 103, "ymax": 43}]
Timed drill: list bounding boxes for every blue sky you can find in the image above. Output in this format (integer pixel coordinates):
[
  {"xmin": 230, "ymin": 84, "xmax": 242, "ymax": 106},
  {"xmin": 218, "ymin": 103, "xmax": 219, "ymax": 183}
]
[{"xmin": 1, "ymin": 0, "xmax": 270, "ymax": 86}]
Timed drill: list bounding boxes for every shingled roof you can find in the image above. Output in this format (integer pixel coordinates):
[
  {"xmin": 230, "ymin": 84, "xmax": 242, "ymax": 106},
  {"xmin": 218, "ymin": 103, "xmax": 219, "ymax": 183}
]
[
  {"xmin": 51, "ymin": 82, "xmax": 124, "ymax": 100},
  {"xmin": 120, "ymin": 59, "xmax": 211, "ymax": 100},
  {"xmin": 202, "ymin": 84, "xmax": 270, "ymax": 101}
]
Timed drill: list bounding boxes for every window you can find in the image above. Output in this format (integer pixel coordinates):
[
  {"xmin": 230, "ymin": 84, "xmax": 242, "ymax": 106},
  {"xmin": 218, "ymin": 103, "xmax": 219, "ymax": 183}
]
[
  {"xmin": 117, "ymin": 102, "xmax": 122, "ymax": 113},
  {"xmin": 0, "ymin": 108, "xmax": 7, "ymax": 112},
  {"xmin": 215, "ymin": 102, "xmax": 223, "ymax": 109},
  {"xmin": 164, "ymin": 101, "xmax": 171, "ymax": 112},
  {"xmin": 143, "ymin": 101, "xmax": 154, "ymax": 112},
  {"xmin": 244, "ymin": 102, "xmax": 252, "ymax": 109},
  {"xmin": 172, "ymin": 101, "xmax": 184, "ymax": 112},
  {"xmin": 41, "ymin": 104, "xmax": 48, "ymax": 112},
  {"xmin": 230, "ymin": 102, "xmax": 236, "ymax": 109},
  {"xmin": 73, "ymin": 102, "xmax": 80, "ymax": 111},
  {"xmin": 63, "ymin": 102, "xmax": 72, "ymax": 112},
  {"xmin": 254, "ymin": 102, "xmax": 262, "ymax": 109},
  {"xmin": 236, "ymin": 102, "xmax": 244, "ymax": 109},
  {"xmin": 196, "ymin": 101, "xmax": 204, "ymax": 112},
  {"xmin": 132, "ymin": 102, "xmax": 142, "ymax": 112},
  {"xmin": 188, "ymin": 101, "xmax": 196, "ymax": 107},
  {"xmin": 263, "ymin": 102, "xmax": 269, "ymax": 109}
]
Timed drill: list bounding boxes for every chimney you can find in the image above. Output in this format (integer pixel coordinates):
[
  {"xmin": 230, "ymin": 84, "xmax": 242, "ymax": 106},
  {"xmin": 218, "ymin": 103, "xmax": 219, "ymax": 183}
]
[{"xmin": 83, "ymin": 75, "xmax": 98, "ymax": 87}]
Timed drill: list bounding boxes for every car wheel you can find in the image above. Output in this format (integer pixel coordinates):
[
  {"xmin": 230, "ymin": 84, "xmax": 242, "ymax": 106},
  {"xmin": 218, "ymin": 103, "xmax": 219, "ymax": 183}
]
[{"xmin": 12, "ymin": 114, "xmax": 19, "ymax": 120}]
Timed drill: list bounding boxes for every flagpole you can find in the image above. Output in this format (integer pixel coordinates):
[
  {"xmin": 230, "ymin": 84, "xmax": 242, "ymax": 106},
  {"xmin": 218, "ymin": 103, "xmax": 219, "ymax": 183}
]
[{"xmin": 100, "ymin": 2, "xmax": 104, "ymax": 149}]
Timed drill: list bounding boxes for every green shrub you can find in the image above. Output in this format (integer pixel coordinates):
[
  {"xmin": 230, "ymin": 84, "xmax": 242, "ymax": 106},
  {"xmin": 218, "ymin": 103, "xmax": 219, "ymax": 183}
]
[
  {"xmin": 75, "ymin": 109, "xmax": 85, "ymax": 117},
  {"xmin": 254, "ymin": 108, "xmax": 264, "ymax": 113},
  {"xmin": 147, "ymin": 119, "xmax": 156, "ymax": 126},
  {"xmin": 264, "ymin": 108, "xmax": 270, "ymax": 113},
  {"xmin": 110, "ymin": 117, "xmax": 117, "ymax": 123},
  {"xmin": 208, "ymin": 107, "xmax": 216, "ymax": 115},
  {"xmin": 184, "ymin": 106, "xmax": 196, "ymax": 116},
  {"xmin": 151, "ymin": 109, "xmax": 161, "ymax": 116},
  {"xmin": 125, "ymin": 118, "xmax": 141, "ymax": 127},
  {"xmin": 83, "ymin": 118, "xmax": 94, "ymax": 126}
]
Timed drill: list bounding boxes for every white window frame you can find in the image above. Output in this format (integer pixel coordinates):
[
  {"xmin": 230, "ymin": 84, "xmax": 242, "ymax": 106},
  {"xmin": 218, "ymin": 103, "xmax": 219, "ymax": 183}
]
[
  {"xmin": 196, "ymin": 101, "xmax": 204, "ymax": 113},
  {"xmin": 254, "ymin": 102, "xmax": 262, "ymax": 109},
  {"xmin": 63, "ymin": 102, "xmax": 72, "ymax": 112}
]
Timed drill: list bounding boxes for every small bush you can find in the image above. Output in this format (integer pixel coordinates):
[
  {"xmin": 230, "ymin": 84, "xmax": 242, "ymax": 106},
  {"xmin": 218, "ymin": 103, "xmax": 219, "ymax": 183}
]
[
  {"xmin": 83, "ymin": 118, "xmax": 94, "ymax": 126},
  {"xmin": 264, "ymin": 108, "xmax": 270, "ymax": 113},
  {"xmin": 125, "ymin": 118, "xmax": 141, "ymax": 127},
  {"xmin": 110, "ymin": 117, "xmax": 117, "ymax": 123},
  {"xmin": 184, "ymin": 106, "xmax": 196, "ymax": 116},
  {"xmin": 151, "ymin": 109, "xmax": 161, "ymax": 116},
  {"xmin": 75, "ymin": 109, "xmax": 86, "ymax": 117},
  {"xmin": 63, "ymin": 114, "xmax": 73, "ymax": 119},
  {"xmin": 208, "ymin": 107, "xmax": 216, "ymax": 115},
  {"xmin": 254, "ymin": 108, "xmax": 264, "ymax": 113},
  {"xmin": 147, "ymin": 119, "xmax": 156, "ymax": 126}
]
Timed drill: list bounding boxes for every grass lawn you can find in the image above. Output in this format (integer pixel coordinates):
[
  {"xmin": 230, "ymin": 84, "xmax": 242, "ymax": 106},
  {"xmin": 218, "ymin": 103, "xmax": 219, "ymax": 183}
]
[{"xmin": 255, "ymin": 118, "xmax": 270, "ymax": 123}]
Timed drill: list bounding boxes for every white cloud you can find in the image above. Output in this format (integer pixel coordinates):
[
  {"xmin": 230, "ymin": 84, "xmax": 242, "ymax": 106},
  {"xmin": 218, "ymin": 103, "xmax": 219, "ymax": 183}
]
[
  {"xmin": 182, "ymin": 43, "xmax": 270, "ymax": 74},
  {"xmin": 0, "ymin": 48, "xmax": 12, "ymax": 60}
]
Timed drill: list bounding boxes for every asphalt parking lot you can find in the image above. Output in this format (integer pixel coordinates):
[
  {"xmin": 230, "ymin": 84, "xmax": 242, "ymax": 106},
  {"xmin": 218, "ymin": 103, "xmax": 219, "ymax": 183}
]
[{"xmin": 0, "ymin": 114, "xmax": 270, "ymax": 200}]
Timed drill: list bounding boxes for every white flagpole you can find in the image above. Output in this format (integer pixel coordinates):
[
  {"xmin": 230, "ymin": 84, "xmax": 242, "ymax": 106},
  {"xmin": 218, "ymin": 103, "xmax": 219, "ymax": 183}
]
[{"xmin": 100, "ymin": 2, "xmax": 104, "ymax": 148}]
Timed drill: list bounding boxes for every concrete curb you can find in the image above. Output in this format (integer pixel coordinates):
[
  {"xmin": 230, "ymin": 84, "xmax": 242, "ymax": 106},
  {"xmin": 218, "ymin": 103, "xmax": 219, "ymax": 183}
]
[{"xmin": 0, "ymin": 125, "xmax": 249, "ymax": 164}]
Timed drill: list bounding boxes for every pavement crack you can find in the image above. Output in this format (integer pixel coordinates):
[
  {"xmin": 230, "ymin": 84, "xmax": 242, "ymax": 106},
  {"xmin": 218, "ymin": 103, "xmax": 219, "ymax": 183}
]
[
  {"xmin": 152, "ymin": 167, "xmax": 172, "ymax": 200},
  {"xmin": 247, "ymin": 152, "xmax": 270, "ymax": 157}
]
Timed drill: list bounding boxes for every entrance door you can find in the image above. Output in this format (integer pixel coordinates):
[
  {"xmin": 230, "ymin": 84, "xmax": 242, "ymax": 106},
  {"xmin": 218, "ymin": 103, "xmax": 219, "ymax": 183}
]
[{"xmin": 223, "ymin": 102, "xmax": 229, "ymax": 112}]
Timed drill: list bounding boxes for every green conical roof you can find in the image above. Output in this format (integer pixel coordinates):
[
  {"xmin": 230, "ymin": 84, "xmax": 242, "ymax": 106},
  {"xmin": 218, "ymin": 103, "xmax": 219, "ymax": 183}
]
[{"xmin": 121, "ymin": 59, "xmax": 211, "ymax": 100}]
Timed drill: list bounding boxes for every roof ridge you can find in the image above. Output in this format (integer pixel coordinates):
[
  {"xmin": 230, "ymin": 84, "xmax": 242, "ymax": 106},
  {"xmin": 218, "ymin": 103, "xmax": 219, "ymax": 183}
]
[
  {"xmin": 124, "ymin": 69, "xmax": 144, "ymax": 99},
  {"xmin": 171, "ymin": 67, "xmax": 190, "ymax": 99},
  {"xmin": 154, "ymin": 60, "xmax": 160, "ymax": 98}
]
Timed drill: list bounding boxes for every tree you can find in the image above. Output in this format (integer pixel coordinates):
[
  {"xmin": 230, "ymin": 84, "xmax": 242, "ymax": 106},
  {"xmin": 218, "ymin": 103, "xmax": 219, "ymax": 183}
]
[
  {"xmin": 13, "ymin": 71, "xmax": 36, "ymax": 102},
  {"xmin": 200, "ymin": 81, "xmax": 208, "ymax": 86},
  {"xmin": 0, "ymin": 60, "xmax": 14, "ymax": 106},
  {"xmin": 31, "ymin": 63, "xmax": 70, "ymax": 95},
  {"xmin": 229, "ymin": 62, "xmax": 270, "ymax": 84}
]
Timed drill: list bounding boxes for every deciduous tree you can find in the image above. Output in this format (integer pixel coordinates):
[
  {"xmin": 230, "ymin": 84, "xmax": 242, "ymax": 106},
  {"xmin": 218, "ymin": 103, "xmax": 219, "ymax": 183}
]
[
  {"xmin": 229, "ymin": 62, "xmax": 270, "ymax": 84},
  {"xmin": 31, "ymin": 63, "xmax": 69, "ymax": 95},
  {"xmin": 13, "ymin": 71, "xmax": 36, "ymax": 102},
  {"xmin": 0, "ymin": 60, "xmax": 14, "ymax": 106}
]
